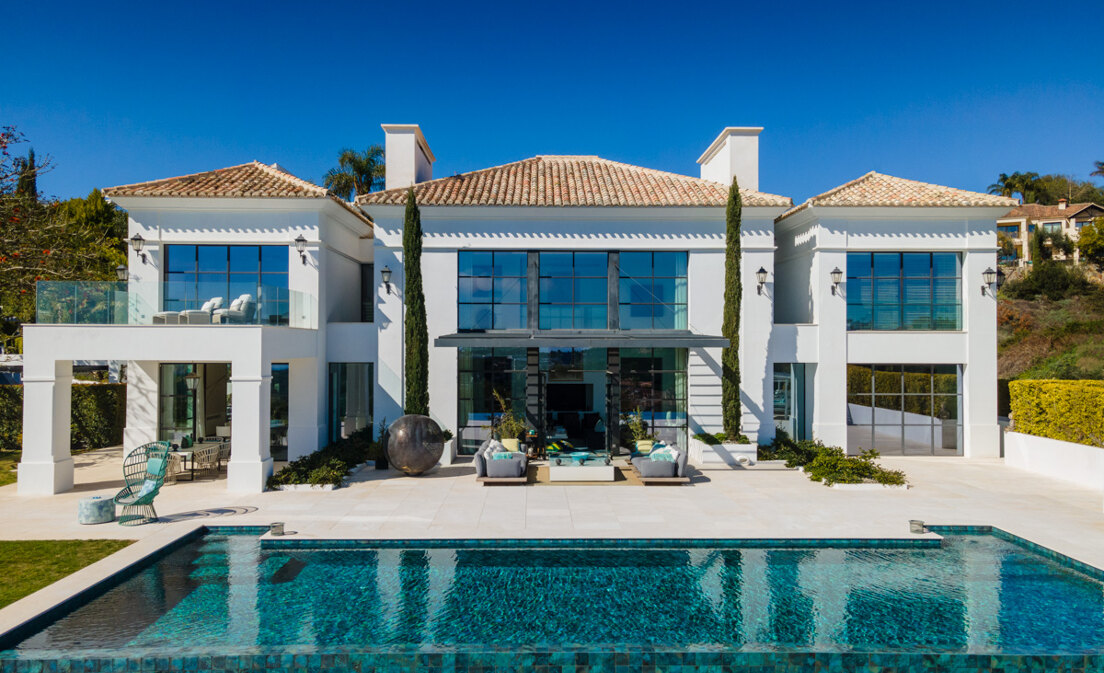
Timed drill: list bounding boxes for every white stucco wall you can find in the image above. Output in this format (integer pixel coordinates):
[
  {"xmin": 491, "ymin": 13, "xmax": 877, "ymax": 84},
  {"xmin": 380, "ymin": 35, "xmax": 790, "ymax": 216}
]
[{"xmin": 1004, "ymin": 431, "xmax": 1104, "ymax": 493}]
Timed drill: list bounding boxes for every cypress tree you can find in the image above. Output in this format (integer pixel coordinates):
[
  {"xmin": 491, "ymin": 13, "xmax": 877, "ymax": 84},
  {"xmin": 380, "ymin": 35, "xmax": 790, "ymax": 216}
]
[
  {"xmin": 15, "ymin": 148, "xmax": 36, "ymax": 200},
  {"xmin": 721, "ymin": 177, "xmax": 742, "ymax": 439},
  {"xmin": 403, "ymin": 188, "xmax": 429, "ymax": 415}
]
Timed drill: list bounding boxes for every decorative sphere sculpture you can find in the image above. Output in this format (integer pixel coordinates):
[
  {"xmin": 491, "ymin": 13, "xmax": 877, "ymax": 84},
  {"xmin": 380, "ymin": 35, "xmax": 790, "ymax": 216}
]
[{"xmin": 386, "ymin": 414, "xmax": 445, "ymax": 475}]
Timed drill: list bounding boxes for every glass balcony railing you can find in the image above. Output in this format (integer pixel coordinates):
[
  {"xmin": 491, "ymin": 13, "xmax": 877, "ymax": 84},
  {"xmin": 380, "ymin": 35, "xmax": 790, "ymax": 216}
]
[{"xmin": 35, "ymin": 282, "xmax": 317, "ymax": 328}]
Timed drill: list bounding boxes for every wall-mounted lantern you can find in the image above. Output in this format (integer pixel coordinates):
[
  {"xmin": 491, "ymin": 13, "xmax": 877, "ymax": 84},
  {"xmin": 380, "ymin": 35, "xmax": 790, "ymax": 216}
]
[
  {"xmin": 755, "ymin": 267, "xmax": 768, "ymax": 295},
  {"xmin": 183, "ymin": 371, "xmax": 201, "ymax": 392},
  {"xmin": 294, "ymin": 235, "xmax": 308, "ymax": 265},
  {"xmin": 115, "ymin": 265, "xmax": 129, "ymax": 282},
  {"xmin": 982, "ymin": 267, "xmax": 997, "ymax": 295},
  {"xmin": 381, "ymin": 265, "xmax": 393, "ymax": 295},
  {"xmin": 830, "ymin": 267, "xmax": 843, "ymax": 295},
  {"xmin": 129, "ymin": 234, "xmax": 147, "ymax": 264}
]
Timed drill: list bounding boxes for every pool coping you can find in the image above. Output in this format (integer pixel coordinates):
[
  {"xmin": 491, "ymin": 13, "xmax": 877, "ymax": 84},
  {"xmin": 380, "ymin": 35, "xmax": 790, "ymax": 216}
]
[{"xmin": 1, "ymin": 522, "xmax": 1102, "ymax": 661}]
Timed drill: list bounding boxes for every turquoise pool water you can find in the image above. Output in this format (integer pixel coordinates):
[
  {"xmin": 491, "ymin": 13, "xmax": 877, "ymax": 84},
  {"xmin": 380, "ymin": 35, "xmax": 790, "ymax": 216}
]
[{"xmin": 2, "ymin": 529, "xmax": 1103, "ymax": 669}]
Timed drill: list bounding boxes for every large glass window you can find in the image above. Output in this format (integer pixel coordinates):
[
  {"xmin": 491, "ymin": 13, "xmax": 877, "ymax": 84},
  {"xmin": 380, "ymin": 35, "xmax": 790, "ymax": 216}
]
[
  {"xmin": 457, "ymin": 347, "xmax": 527, "ymax": 454},
  {"xmin": 164, "ymin": 245, "xmax": 290, "ymax": 323},
  {"xmin": 847, "ymin": 252, "xmax": 961, "ymax": 331},
  {"xmin": 846, "ymin": 364, "xmax": 961, "ymax": 455},
  {"xmin": 539, "ymin": 252, "xmax": 608, "ymax": 329},
  {"xmin": 270, "ymin": 363, "xmax": 289, "ymax": 461},
  {"xmin": 328, "ymin": 363, "xmax": 374, "ymax": 444},
  {"xmin": 458, "ymin": 251, "xmax": 527, "ymax": 330},
  {"xmin": 619, "ymin": 348, "xmax": 688, "ymax": 449},
  {"xmin": 158, "ymin": 363, "xmax": 196, "ymax": 443},
  {"xmin": 997, "ymin": 225, "xmax": 1020, "ymax": 237},
  {"xmin": 619, "ymin": 252, "xmax": 688, "ymax": 329},
  {"xmin": 541, "ymin": 348, "xmax": 609, "ymax": 452}
]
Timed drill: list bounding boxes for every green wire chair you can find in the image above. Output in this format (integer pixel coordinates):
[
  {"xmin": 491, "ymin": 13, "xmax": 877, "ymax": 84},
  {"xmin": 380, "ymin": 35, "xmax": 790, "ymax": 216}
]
[{"xmin": 114, "ymin": 441, "xmax": 172, "ymax": 526}]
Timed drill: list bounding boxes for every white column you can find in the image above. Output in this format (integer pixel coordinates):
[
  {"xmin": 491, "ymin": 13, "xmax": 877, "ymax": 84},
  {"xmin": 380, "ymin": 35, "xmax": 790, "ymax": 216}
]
[
  {"xmin": 425, "ymin": 250, "xmax": 458, "ymax": 465},
  {"xmin": 813, "ymin": 244, "xmax": 849, "ymax": 450},
  {"xmin": 18, "ymin": 359, "xmax": 75, "ymax": 494},
  {"xmin": 287, "ymin": 357, "xmax": 322, "ymax": 461},
  {"xmin": 741, "ymin": 245, "xmax": 774, "ymax": 444},
  {"xmin": 227, "ymin": 358, "xmax": 273, "ymax": 492},
  {"xmin": 123, "ymin": 360, "xmax": 160, "ymax": 454},
  {"xmin": 687, "ymin": 250, "xmax": 724, "ymax": 435},
  {"xmin": 375, "ymin": 245, "xmax": 405, "ymax": 427},
  {"xmin": 963, "ymin": 248, "xmax": 1000, "ymax": 457}
]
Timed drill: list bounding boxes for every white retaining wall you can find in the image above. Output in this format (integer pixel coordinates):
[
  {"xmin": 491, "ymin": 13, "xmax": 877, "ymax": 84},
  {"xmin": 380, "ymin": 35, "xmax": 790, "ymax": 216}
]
[{"xmin": 1003, "ymin": 431, "xmax": 1104, "ymax": 492}]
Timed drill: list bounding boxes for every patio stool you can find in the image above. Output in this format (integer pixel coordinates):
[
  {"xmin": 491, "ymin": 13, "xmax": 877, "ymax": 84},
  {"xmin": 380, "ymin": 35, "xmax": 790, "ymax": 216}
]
[{"xmin": 78, "ymin": 496, "xmax": 115, "ymax": 525}]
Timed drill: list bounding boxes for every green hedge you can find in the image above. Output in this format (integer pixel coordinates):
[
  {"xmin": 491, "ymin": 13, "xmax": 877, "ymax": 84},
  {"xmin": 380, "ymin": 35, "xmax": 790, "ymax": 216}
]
[
  {"xmin": 1009, "ymin": 379, "xmax": 1104, "ymax": 448},
  {"xmin": 0, "ymin": 384, "xmax": 126, "ymax": 452}
]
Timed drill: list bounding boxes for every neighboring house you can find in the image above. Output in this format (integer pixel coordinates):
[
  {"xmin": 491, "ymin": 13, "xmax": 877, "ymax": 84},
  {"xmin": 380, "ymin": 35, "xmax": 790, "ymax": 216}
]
[
  {"xmin": 996, "ymin": 200, "xmax": 1104, "ymax": 265},
  {"xmin": 16, "ymin": 125, "xmax": 1016, "ymax": 495}
]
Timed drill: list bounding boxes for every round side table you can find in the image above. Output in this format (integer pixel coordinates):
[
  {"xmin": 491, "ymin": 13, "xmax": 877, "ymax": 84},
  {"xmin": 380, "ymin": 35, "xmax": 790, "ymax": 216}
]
[{"xmin": 78, "ymin": 496, "xmax": 115, "ymax": 525}]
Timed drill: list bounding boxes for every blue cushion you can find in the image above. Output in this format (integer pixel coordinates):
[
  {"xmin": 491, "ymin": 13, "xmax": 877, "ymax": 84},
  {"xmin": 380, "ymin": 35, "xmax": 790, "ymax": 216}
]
[
  {"xmin": 650, "ymin": 447, "xmax": 677, "ymax": 462},
  {"xmin": 136, "ymin": 479, "xmax": 159, "ymax": 498},
  {"xmin": 491, "ymin": 452, "xmax": 516, "ymax": 461}
]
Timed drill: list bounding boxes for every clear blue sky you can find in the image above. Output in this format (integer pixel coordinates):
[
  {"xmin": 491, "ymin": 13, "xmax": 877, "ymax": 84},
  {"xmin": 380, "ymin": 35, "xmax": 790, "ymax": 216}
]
[{"xmin": 3, "ymin": 0, "xmax": 1102, "ymax": 203}]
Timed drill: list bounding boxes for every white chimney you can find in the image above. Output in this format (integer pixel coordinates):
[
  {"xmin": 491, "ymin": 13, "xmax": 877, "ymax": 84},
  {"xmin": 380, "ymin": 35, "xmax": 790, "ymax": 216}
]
[
  {"xmin": 382, "ymin": 124, "xmax": 435, "ymax": 191},
  {"xmin": 1058, "ymin": 198, "xmax": 1068, "ymax": 210},
  {"xmin": 697, "ymin": 127, "xmax": 762, "ymax": 192}
]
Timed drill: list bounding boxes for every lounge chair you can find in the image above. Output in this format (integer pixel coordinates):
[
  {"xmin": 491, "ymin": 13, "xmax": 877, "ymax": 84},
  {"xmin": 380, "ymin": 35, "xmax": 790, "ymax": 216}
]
[
  {"xmin": 114, "ymin": 441, "xmax": 172, "ymax": 525},
  {"xmin": 152, "ymin": 310, "xmax": 180, "ymax": 324},
  {"xmin": 192, "ymin": 444, "xmax": 221, "ymax": 479},
  {"xmin": 631, "ymin": 445, "xmax": 690, "ymax": 485},
  {"xmin": 213, "ymin": 294, "xmax": 256, "ymax": 324},
  {"xmin": 179, "ymin": 296, "xmax": 223, "ymax": 325},
  {"xmin": 474, "ymin": 438, "xmax": 528, "ymax": 485}
]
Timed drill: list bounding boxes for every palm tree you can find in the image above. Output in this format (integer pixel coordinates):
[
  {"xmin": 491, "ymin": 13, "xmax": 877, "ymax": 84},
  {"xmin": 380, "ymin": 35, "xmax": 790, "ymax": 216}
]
[
  {"xmin": 1092, "ymin": 161, "xmax": 1104, "ymax": 179},
  {"xmin": 988, "ymin": 171, "xmax": 1040, "ymax": 204},
  {"xmin": 323, "ymin": 146, "xmax": 385, "ymax": 200}
]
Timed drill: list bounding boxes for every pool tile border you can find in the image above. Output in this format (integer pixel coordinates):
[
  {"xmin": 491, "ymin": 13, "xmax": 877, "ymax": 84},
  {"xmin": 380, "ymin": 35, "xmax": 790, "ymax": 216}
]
[
  {"xmin": 262, "ymin": 536, "xmax": 943, "ymax": 550},
  {"xmin": 928, "ymin": 524, "xmax": 1104, "ymax": 581}
]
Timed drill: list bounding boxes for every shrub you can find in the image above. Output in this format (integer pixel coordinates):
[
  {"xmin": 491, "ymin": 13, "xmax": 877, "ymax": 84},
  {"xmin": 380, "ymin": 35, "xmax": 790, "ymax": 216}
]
[
  {"xmin": 1008, "ymin": 379, "xmax": 1104, "ymax": 447},
  {"xmin": 1001, "ymin": 262, "xmax": 1094, "ymax": 301},
  {"xmin": 804, "ymin": 447, "xmax": 907, "ymax": 486},
  {"xmin": 0, "ymin": 384, "xmax": 125, "ymax": 452},
  {"xmin": 266, "ymin": 426, "xmax": 377, "ymax": 489},
  {"xmin": 758, "ymin": 430, "xmax": 823, "ymax": 467},
  {"xmin": 694, "ymin": 432, "xmax": 750, "ymax": 446}
]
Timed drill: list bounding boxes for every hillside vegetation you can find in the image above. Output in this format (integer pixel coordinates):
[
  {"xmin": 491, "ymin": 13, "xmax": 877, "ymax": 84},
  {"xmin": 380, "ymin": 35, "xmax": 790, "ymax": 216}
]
[{"xmin": 998, "ymin": 265, "xmax": 1104, "ymax": 381}]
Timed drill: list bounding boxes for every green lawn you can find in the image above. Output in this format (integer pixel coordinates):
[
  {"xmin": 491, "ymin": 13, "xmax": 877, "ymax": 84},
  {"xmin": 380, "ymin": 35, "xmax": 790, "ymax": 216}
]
[
  {"xmin": 0, "ymin": 539, "xmax": 133, "ymax": 609},
  {"xmin": 0, "ymin": 448, "xmax": 17, "ymax": 487}
]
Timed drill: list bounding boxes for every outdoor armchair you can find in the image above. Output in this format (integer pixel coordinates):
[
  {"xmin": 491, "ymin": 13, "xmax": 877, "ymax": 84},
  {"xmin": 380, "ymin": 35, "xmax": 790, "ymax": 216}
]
[{"xmin": 114, "ymin": 441, "xmax": 172, "ymax": 525}]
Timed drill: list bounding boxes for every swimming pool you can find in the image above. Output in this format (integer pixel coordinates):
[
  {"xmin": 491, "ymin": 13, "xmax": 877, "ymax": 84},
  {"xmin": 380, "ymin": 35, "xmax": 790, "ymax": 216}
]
[{"xmin": 2, "ymin": 527, "xmax": 1102, "ymax": 671}]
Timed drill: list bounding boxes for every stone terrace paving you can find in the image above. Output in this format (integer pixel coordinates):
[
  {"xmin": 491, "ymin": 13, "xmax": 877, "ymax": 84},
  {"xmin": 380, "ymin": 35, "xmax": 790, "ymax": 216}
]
[{"xmin": 0, "ymin": 448, "xmax": 1101, "ymax": 569}]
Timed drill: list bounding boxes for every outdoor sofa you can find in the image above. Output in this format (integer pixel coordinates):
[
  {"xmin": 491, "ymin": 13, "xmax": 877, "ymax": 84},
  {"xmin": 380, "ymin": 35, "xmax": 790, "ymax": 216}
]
[
  {"xmin": 630, "ymin": 445, "xmax": 690, "ymax": 485},
  {"xmin": 474, "ymin": 438, "xmax": 528, "ymax": 485}
]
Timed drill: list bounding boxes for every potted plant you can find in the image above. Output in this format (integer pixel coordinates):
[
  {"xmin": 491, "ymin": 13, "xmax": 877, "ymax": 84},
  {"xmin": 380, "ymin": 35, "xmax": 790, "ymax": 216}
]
[
  {"xmin": 492, "ymin": 390, "xmax": 528, "ymax": 452},
  {"xmin": 627, "ymin": 408, "xmax": 657, "ymax": 454}
]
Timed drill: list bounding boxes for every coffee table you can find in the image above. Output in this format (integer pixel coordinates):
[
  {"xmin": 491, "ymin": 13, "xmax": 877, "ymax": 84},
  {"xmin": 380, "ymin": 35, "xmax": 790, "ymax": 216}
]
[{"xmin": 547, "ymin": 451, "xmax": 616, "ymax": 482}]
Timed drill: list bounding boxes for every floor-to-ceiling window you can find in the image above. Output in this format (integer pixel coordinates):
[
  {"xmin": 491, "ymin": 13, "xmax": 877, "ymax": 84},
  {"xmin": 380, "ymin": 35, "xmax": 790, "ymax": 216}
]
[
  {"xmin": 457, "ymin": 348, "xmax": 527, "ymax": 454},
  {"xmin": 458, "ymin": 251, "xmax": 528, "ymax": 330},
  {"xmin": 158, "ymin": 363, "xmax": 196, "ymax": 443},
  {"xmin": 618, "ymin": 252, "xmax": 688, "ymax": 329},
  {"xmin": 846, "ymin": 364, "xmax": 962, "ymax": 455},
  {"xmin": 541, "ymin": 347, "xmax": 609, "ymax": 451},
  {"xmin": 619, "ymin": 348, "xmax": 688, "ymax": 449},
  {"xmin": 538, "ymin": 252, "xmax": 608, "ymax": 329},
  {"xmin": 328, "ymin": 363, "xmax": 374, "ymax": 445},
  {"xmin": 773, "ymin": 363, "xmax": 807, "ymax": 441},
  {"xmin": 846, "ymin": 252, "xmax": 961, "ymax": 331},
  {"xmin": 164, "ymin": 245, "xmax": 290, "ymax": 323},
  {"xmin": 270, "ymin": 363, "xmax": 289, "ymax": 460}
]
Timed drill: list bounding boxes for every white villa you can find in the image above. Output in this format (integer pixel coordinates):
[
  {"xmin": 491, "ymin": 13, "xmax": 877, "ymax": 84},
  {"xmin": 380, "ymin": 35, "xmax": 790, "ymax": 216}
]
[{"xmin": 17, "ymin": 125, "xmax": 1017, "ymax": 494}]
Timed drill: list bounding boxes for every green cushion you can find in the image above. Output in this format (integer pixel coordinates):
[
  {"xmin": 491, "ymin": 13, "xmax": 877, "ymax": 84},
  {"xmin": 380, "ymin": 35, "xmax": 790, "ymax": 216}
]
[
  {"xmin": 146, "ymin": 457, "xmax": 166, "ymax": 478},
  {"xmin": 491, "ymin": 452, "xmax": 515, "ymax": 461}
]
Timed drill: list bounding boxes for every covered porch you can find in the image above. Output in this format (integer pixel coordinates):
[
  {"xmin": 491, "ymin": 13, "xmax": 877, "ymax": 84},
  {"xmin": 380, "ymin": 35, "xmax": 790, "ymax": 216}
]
[{"xmin": 17, "ymin": 324, "xmax": 322, "ymax": 495}]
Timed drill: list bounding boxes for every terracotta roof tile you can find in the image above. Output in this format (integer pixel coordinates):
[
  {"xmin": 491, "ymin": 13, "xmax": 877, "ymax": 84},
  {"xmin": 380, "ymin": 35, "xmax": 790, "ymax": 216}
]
[
  {"xmin": 999, "ymin": 202, "xmax": 1103, "ymax": 220},
  {"xmin": 356, "ymin": 155, "xmax": 792, "ymax": 208},
  {"xmin": 776, "ymin": 171, "xmax": 1019, "ymax": 222},
  {"xmin": 104, "ymin": 161, "xmax": 373, "ymax": 229}
]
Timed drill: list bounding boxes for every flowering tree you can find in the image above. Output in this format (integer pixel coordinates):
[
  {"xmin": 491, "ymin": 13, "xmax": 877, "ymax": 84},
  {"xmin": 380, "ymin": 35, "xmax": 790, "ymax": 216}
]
[{"xmin": 0, "ymin": 127, "xmax": 126, "ymax": 352}]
